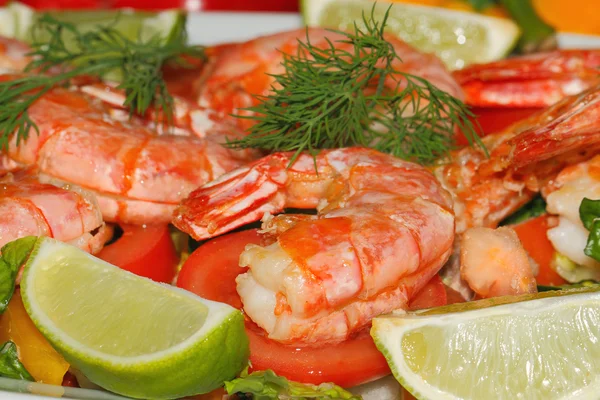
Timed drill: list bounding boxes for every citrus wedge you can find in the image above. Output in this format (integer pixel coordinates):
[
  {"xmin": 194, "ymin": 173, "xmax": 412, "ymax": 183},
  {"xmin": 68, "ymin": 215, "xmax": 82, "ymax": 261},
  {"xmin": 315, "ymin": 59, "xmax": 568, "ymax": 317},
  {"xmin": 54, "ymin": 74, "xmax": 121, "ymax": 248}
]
[
  {"xmin": 0, "ymin": 2, "xmax": 34, "ymax": 40},
  {"xmin": 1, "ymin": 2, "xmax": 185, "ymax": 45},
  {"xmin": 19, "ymin": 237, "xmax": 248, "ymax": 399},
  {"xmin": 302, "ymin": 0, "xmax": 520, "ymax": 69},
  {"xmin": 372, "ymin": 288, "xmax": 600, "ymax": 399}
]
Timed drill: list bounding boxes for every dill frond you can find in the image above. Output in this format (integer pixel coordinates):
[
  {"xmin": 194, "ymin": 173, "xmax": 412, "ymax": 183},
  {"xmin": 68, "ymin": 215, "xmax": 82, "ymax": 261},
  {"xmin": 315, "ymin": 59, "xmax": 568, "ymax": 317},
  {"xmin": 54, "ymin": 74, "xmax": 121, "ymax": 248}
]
[
  {"xmin": 0, "ymin": 13, "xmax": 205, "ymax": 149},
  {"xmin": 227, "ymin": 5, "xmax": 484, "ymax": 165}
]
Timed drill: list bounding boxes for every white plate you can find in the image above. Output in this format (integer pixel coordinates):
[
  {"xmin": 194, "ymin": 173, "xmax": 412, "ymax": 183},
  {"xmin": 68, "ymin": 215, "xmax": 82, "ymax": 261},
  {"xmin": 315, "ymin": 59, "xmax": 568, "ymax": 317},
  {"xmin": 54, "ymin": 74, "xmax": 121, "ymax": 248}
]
[{"xmin": 2, "ymin": 10, "xmax": 600, "ymax": 400}]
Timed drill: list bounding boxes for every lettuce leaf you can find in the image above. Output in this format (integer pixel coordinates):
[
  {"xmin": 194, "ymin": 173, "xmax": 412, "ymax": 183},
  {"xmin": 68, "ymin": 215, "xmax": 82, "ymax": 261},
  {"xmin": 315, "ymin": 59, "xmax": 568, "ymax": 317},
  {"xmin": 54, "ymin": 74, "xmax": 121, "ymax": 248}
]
[
  {"xmin": 465, "ymin": 0, "xmax": 497, "ymax": 11},
  {"xmin": 225, "ymin": 370, "xmax": 361, "ymax": 400},
  {"xmin": 499, "ymin": 195, "xmax": 546, "ymax": 226},
  {"xmin": 0, "ymin": 341, "xmax": 33, "ymax": 381},
  {"xmin": 579, "ymin": 198, "xmax": 600, "ymax": 262},
  {"xmin": 0, "ymin": 236, "xmax": 37, "ymax": 314}
]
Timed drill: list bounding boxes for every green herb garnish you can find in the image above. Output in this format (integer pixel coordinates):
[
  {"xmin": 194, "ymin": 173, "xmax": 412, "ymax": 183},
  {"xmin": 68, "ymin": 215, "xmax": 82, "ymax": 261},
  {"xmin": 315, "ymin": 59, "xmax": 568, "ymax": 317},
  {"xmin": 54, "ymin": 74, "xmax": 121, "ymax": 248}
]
[
  {"xmin": 580, "ymin": 197, "xmax": 600, "ymax": 262},
  {"xmin": 0, "ymin": 342, "xmax": 34, "ymax": 381},
  {"xmin": 499, "ymin": 195, "xmax": 547, "ymax": 226},
  {"xmin": 465, "ymin": 0, "xmax": 497, "ymax": 11},
  {"xmin": 538, "ymin": 280, "xmax": 600, "ymax": 292},
  {"xmin": 227, "ymin": 6, "xmax": 483, "ymax": 166},
  {"xmin": 0, "ymin": 14, "xmax": 204, "ymax": 150},
  {"xmin": 225, "ymin": 369, "xmax": 360, "ymax": 400},
  {"xmin": 465, "ymin": 0, "xmax": 556, "ymax": 52},
  {"xmin": 0, "ymin": 236, "xmax": 37, "ymax": 314}
]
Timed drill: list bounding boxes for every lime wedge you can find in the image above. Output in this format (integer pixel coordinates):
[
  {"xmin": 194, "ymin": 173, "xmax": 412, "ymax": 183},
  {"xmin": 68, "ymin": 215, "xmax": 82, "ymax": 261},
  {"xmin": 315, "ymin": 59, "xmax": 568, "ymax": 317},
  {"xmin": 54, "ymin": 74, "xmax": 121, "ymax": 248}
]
[
  {"xmin": 0, "ymin": 2, "xmax": 35, "ymax": 40},
  {"xmin": 302, "ymin": 0, "xmax": 520, "ymax": 70},
  {"xmin": 372, "ymin": 288, "xmax": 600, "ymax": 399},
  {"xmin": 0, "ymin": 8, "xmax": 14, "ymax": 38},
  {"xmin": 1, "ymin": 2, "xmax": 185, "ymax": 45},
  {"xmin": 19, "ymin": 237, "xmax": 248, "ymax": 399},
  {"xmin": 7, "ymin": 2, "xmax": 35, "ymax": 40},
  {"xmin": 39, "ymin": 8, "xmax": 186, "ymax": 44}
]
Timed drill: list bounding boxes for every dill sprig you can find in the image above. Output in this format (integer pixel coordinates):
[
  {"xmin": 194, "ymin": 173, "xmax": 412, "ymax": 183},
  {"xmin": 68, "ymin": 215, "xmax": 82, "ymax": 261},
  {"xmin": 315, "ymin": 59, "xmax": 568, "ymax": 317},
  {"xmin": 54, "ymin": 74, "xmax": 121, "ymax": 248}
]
[
  {"xmin": 227, "ymin": 6, "xmax": 484, "ymax": 165},
  {"xmin": 0, "ymin": 14, "xmax": 204, "ymax": 150}
]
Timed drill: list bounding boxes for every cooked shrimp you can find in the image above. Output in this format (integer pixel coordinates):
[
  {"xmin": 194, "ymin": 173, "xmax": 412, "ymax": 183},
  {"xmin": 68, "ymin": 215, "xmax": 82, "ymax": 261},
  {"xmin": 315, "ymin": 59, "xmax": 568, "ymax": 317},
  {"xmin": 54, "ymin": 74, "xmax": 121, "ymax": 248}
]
[
  {"xmin": 434, "ymin": 82, "xmax": 600, "ymax": 234},
  {"xmin": 77, "ymin": 82, "xmax": 227, "ymax": 139},
  {"xmin": 174, "ymin": 147, "xmax": 455, "ymax": 345},
  {"xmin": 0, "ymin": 169, "xmax": 110, "ymax": 253},
  {"xmin": 174, "ymin": 82, "xmax": 600, "ymax": 342},
  {"xmin": 197, "ymin": 28, "xmax": 463, "ymax": 131},
  {"xmin": 460, "ymin": 227, "xmax": 537, "ymax": 298},
  {"xmin": 437, "ymin": 84, "xmax": 600, "ymax": 297},
  {"xmin": 454, "ymin": 49, "xmax": 600, "ymax": 108},
  {"xmin": 1, "ymin": 74, "xmax": 256, "ymax": 225},
  {"xmin": 0, "ymin": 36, "xmax": 30, "ymax": 72}
]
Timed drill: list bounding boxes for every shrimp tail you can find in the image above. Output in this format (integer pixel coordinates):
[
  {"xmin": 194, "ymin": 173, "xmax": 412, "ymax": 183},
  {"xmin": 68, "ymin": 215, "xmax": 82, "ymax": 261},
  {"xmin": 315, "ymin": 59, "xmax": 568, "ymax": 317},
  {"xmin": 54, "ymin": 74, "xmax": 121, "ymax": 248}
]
[
  {"xmin": 483, "ymin": 83, "xmax": 600, "ymax": 174},
  {"xmin": 173, "ymin": 154, "xmax": 289, "ymax": 240},
  {"xmin": 454, "ymin": 49, "xmax": 600, "ymax": 108},
  {"xmin": 438, "ymin": 83, "xmax": 600, "ymax": 232},
  {"xmin": 508, "ymin": 86, "xmax": 600, "ymax": 170}
]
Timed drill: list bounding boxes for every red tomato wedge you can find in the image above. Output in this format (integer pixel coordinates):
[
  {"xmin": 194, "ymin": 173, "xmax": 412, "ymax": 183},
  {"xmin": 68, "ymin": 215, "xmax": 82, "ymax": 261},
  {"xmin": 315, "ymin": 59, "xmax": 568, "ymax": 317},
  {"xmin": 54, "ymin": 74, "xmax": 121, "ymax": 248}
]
[
  {"xmin": 97, "ymin": 224, "xmax": 178, "ymax": 283},
  {"xmin": 472, "ymin": 107, "xmax": 541, "ymax": 135},
  {"xmin": 457, "ymin": 107, "xmax": 542, "ymax": 146},
  {"xmin": 407, "ymin": 274, "xmax": 447, "ymax": 311},
  {"xmin": 245, "ymin": 321, "xmax": 390, "ymax": 388},
  {"xmin": 512, "ymin": 215, "xmax": 567, "ymax": 287},
  {"xmin": 177, "ymin": 228, "xmax": 450, "ymax": 387},
  {"xmin": 177, "ymin": 229, "xmax": 260, "ymax": 309}
]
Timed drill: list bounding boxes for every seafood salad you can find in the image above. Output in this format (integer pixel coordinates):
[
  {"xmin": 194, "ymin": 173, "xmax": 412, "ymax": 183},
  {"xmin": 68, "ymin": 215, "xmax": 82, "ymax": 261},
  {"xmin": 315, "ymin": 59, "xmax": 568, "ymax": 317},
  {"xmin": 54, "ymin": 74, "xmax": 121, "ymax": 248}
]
[{"xmin": 0, "ymin": 1, "xmax": 600, "ymax": 400}]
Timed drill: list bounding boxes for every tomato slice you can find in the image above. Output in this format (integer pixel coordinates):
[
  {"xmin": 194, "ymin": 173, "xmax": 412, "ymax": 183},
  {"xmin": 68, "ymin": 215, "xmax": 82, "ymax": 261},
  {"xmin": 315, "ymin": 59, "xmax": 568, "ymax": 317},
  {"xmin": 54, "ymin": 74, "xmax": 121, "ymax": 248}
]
[
  {"xmin": 407, "ymin": 274, "xmax": 447, "ymax": 311},
  {"xmin": 246, "ymin": 322, "xmax": 389, "ymax": 387},
  {"xmin": 472, "ymin": 107, "xmax": 541, "ymax": 135},
  {"xmin": 176, "ymin": 229, "xmax": 260, "ymax": 308},
  {"xmin": 97, "ymin": 224, "xmax": 178, "ymax": 283},
  {"xmin": 178, "ymin": 229, "xmax": 451, "ymax": 387},
  {"xmin": 457, "ymin": 107, "xmax": 543, "ymax": 146},
  {"xmin": 61, "ymin": 372, "xmax": 79, "ymax": 388},
  {"xmin": 511, "ymin": 215, "xmax": 567, "ymax": 287}
]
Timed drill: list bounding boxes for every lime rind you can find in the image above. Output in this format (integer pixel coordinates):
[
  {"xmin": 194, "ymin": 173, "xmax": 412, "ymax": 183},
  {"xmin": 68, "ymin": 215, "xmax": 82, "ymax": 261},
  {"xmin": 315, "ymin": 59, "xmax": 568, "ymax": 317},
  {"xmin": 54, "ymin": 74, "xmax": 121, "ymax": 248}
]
[
  {"xmin": 0, "ymin": 8, "xmax": 16, "ymax": 38},
  {"xmin": 302, "ymin": 0, "xmax": 520, "ymax": 69},
  {"xmin": 415, "ymin": 285, "xmax": 600, "ymax": 316},
  {"xmin": 8, "ymin": 2, "xmax": 34, "ymax": 41},
  {"xmin": 372, "ymin": 288, "xmax": 600, "ymax": 400},
  {"xmin": 0, "ymin": 2, "xmax": 35, "ymax": 40},
  {"xmin": 140, "ymin": 9, "xmax": 186, "ymax": 44},
  {"xmin": 21, "ymin": 237, "xmax": 249, "ymax": 399},
  {"xmin": 1, "ymin": 4, "xmax": 186, "ymax": 46}
]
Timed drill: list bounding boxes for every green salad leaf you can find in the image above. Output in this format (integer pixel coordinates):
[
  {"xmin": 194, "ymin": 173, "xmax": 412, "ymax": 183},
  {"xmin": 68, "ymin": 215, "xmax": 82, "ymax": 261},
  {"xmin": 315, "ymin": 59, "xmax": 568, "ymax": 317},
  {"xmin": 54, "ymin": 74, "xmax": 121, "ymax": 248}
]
[
  {"xmin": 225, "ymin": 370, "xmax": 361, "ymax": 400},
  {"xmin": 579, "ymin": 198, "xmax": 600, "ymax": 262},
  {"xmin": 499, "ymin": 195, "xmax": 546, "ymax": 226},
  {"xmin": 0, "ymin": 236, "xmax": 37, "ymax": 313},
  {"xmin": 464, "ymin": 0, "xmax": 497, "ymax": 11},
  {"xmin": 538, "ymin": 280, "xmax": 600, "ymax": 292},
  {"xmin": 0, "ymin": 342, "xmax": 34, "ymax": 381},
  {"xmin": 464, "ymin": 0, "xmax": 556, "ymax": 53},
  {"xmin": 580, "ymin": 198, "xmax": 600, "ymax": 230}
]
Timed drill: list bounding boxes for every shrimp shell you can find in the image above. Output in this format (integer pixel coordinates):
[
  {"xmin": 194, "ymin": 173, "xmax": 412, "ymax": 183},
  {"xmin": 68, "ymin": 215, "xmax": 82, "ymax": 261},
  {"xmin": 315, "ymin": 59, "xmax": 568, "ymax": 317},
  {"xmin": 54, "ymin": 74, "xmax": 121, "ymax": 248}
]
[{"xmin": 174, "ymin": 148, "xmax": 454, "ymax": 345}]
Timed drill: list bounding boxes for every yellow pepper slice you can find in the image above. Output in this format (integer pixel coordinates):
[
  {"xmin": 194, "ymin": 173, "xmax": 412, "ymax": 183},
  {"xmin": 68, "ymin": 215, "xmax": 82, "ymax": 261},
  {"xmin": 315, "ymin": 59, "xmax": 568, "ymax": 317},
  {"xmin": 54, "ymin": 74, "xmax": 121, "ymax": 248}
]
[{"xmin": 0, "ymin": 290, "xmax": 69, "ymax": 385}]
